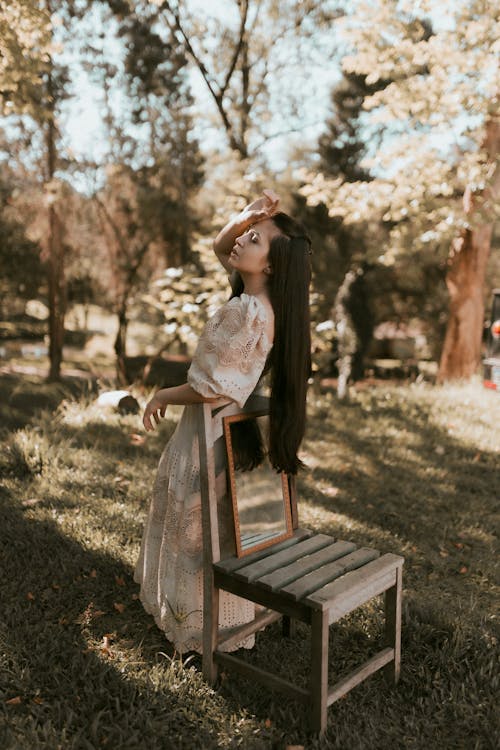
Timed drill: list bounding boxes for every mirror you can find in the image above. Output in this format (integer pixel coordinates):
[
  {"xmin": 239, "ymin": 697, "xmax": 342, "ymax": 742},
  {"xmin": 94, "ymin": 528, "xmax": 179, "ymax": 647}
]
[{"xmin": 223, "ymin": 411, "xmax": 293, "ymax": 557}]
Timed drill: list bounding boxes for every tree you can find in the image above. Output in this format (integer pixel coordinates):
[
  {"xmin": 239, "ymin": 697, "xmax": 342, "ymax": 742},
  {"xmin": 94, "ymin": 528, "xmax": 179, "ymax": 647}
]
[
  {"xmin": 76, "ymin": 9, "xmax": 205, "ymax": 380},
  {"xmin": 300, "ymin": 0, "xmax": 499, "ymax": 380},
  {"xmin": 0, "ymin": 0, "xmax": 74, "ymax": 381},
  {"xmin": 287, "ymin": 71, "xmax": 389, "ymax": 388},
  {"xmin": 105, "ymin": 0, "xmax": 341, "ymax": 160},
  {"xmin": 438, "ymin": 118, "xmax": 500, "ymax": 381}
]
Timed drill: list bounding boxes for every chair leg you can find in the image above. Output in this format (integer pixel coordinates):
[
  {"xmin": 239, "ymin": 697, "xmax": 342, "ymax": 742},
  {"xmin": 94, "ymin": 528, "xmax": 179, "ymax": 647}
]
[
  {"xmin": 383, "ymin": 565, "xmax": 402, "ymax": 685},
  {"xmin": 202, "ymin": 576, "xmax": 219, "ymax": 685},
  {"xmin": 282, "ymin": 615, "xmax": 297, "ymax": 638},
  {"xmin": 310, "ymin": 609, "xmax": 329, "ymax": 735}
]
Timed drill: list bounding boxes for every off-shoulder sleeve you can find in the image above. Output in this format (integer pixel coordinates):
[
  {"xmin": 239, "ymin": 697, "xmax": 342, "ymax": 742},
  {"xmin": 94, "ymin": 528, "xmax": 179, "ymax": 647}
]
[{"xmin": 187, "ymin": 294, "xmax": 273, "ymax": 408}]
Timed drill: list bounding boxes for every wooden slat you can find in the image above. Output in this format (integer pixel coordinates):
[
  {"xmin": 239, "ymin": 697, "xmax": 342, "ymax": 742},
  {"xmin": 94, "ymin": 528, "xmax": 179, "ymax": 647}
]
[
  {"xmin": 327, "ymin": 648, "xmax": 394, "ymax": 705},
  {"xmin": 305, "ymin": 554, "xmax": 403, "ymax": 618},
  {"xmin": 214, "ymin": 652, "xmax": 309, "ymax": 703},
  {"xmin": 214, "ymin": 528, "xmax": 312, "ymax": 574},
  {"xmin": 257, "ymin": 540, "xmax": 359, "ymax": 592},
  {"xmin": 214, "ymin": 569, "xmax": 312, "ymax": 622},
  {"xmin": 280, "ymin": 547, "xmax": 378, "ymax": 601},
  {"xmin": 329, "ymin": 569, "xmax": 398, "ymax": 624},
  {"xmin": 234, "ymin": 534, "xmax": 337, "ymax": 583},
  {"xmin": 217, "ymin": 608, "xmax": 282, "ymax": 651}
]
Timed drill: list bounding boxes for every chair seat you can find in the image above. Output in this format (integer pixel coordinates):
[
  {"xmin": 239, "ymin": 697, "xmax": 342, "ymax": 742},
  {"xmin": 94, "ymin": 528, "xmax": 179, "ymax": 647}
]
[{"xmin": 214, "ymin": 528, "xmax": 404, "ymax": 624}]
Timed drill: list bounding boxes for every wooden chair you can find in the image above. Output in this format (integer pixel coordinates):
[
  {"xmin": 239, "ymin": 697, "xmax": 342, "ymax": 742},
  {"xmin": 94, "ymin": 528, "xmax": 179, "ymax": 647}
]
[{"xmin": 197, "ymin": 394, "xmax": 404, "ymax": 735}]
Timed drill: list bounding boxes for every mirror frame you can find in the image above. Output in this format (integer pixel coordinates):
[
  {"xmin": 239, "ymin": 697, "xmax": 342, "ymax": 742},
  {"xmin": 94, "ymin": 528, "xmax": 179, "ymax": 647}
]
[{"xmin": 223, "ymin": 410, "xmax": 293, "ymax": 557}]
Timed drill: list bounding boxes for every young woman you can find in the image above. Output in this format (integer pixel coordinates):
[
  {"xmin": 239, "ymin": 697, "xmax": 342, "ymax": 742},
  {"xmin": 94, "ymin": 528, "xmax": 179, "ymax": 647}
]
[{"xmin": 134, "ymin": 189, "xmax": 312, "ymax": 653}]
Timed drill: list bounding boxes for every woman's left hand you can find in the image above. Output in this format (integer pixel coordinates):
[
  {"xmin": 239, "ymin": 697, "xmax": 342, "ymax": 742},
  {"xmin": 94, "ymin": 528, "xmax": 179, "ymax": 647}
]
[{"xmin": 143, "ymin": 393, "xmax": 167, "ymax": 432}]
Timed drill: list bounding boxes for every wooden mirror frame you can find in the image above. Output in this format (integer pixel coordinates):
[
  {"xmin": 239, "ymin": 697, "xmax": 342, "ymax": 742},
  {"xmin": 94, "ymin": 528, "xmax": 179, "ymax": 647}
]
[{"xmin": 223, "ymin": 410, "xmax": 293, "ymax": 558}]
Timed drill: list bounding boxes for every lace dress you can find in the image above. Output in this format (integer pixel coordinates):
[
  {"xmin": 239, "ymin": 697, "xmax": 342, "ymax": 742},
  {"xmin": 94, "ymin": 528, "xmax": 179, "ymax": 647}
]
[{"xmin": 134, "ymin": 293, "xmax": 273, "ymax": 653}]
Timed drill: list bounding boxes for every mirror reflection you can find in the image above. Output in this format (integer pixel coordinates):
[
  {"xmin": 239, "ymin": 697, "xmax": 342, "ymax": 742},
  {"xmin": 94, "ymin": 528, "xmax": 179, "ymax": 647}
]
[{"xmin": 224, "ymin": 412, "xmax": 292, "ymax": 557}]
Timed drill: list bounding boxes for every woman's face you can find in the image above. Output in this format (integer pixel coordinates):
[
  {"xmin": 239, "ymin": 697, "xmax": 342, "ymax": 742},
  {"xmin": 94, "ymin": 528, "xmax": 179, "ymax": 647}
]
[{"xmin": 229, "ymin": 219, "xmax": 281, "ymax": 276}]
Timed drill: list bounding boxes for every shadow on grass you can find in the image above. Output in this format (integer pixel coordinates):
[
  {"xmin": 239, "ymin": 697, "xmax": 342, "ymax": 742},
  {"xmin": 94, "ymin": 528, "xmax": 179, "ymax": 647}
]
[
  {"xmin": 0, "ymin": 486, "xmax": 277, "ymax": 750},
  {"xmin": 0, "ymin": 373, "xmax": 97, "ymax": 431}
]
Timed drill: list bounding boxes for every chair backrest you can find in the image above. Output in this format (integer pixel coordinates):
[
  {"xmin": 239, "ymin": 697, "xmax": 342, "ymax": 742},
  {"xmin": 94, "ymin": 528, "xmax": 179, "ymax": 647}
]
[{"xmin": 196, "ymin": 395, "xmax": 298, "ymax": 569}]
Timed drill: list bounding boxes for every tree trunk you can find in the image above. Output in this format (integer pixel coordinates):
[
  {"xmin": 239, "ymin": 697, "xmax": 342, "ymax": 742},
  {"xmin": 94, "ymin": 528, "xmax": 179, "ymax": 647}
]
[
  {"xmin": 45, "ymin": 63, "xmax": 66, "ymax": 383},
  {"xmin": 114, "ymin": 301, "xmax": 128, "ymax": 385},
  {"xmin": 47, "ymin": 203, "xmax": 66, "ymax": 381},
  {"xmin": 437, "ymin": 117, "xmax": 499, "ymax": 383},
  {"xmin": 437, "ymin": 225, "xmax": 492, "ymax": 382},
  {"xmin": 334, "ymin": 269, "xmax": 359, "ymax": 400}
]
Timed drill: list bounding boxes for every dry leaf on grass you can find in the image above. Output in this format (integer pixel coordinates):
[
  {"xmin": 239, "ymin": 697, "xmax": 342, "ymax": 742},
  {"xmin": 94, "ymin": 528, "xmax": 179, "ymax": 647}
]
[
  {"xmin": 101, "ymin": 635, "xmax": 113, "ymax": 657},
  {"xmin": 26, "ymin": 592, "xmax": 35, "ymax": 600},
  {"xmin": 113, "ymin": 602, "xmax": 126, "ymax": 613},
  {"xmin": 114, "ymin": 575, "xmax": 125, "ymax": 587},
  {"xmin": 6, "ymin": 696, "xmax": 22, "ymax": 705},
  {"xmin": 129, "ymin": 433, "xmax": 146, "ymax": 446}
]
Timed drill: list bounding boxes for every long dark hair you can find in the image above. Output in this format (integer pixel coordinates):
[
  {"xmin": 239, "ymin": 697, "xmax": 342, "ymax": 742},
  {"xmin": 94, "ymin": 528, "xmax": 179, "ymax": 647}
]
[{"xmin": 231, "ymin": 212, "xmax": 312, "ymax": 474}]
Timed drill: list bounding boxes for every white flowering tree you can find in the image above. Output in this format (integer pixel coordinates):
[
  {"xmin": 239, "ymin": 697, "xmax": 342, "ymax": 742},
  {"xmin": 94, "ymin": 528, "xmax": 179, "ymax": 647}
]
[{"xmin": 300, "ymin": 0, "xmax": 499, "ymax": 381}]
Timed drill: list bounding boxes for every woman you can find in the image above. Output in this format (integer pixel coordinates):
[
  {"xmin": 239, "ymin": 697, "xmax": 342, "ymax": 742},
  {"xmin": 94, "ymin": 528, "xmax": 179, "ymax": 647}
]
[{"xmin": 134, "ymin": 189, "xmax": 312, "ymax": 653}]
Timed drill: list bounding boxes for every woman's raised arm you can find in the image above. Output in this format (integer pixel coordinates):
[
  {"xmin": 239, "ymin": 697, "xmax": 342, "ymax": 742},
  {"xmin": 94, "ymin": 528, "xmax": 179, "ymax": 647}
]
[{"xmin": 213, "ymin": 189, "xmax": 280, "ymax": 272}]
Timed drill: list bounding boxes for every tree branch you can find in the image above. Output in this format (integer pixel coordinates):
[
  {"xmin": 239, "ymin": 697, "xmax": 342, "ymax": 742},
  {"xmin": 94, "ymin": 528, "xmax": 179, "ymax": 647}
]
[
  {"xmin": 158, "ymin": 1, "xmax": 246, "ymax": 155},
  {"xmin": 221, "ymin": 0, "xmax": 249, "ymax": 95}
]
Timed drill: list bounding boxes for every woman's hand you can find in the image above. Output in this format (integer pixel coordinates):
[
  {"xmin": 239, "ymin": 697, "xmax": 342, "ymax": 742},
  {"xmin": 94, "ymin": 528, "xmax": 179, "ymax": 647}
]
[
  {"xmin": 239, "ymin": 189, "xmax": 280, "ymax": 226},
  {"xmin": 213, "ymin": 189, "xmax": 280, "ymax": 272},
  {"xmin": 143, "ymin": 392, "xmax": 167, "ymax": 432}
]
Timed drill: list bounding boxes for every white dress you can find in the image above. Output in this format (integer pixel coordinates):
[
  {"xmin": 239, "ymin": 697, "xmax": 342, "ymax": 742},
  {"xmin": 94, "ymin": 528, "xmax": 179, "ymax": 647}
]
[{"xmin": 134, "ymin": 293, "xmax": 273, "ymax": 653}]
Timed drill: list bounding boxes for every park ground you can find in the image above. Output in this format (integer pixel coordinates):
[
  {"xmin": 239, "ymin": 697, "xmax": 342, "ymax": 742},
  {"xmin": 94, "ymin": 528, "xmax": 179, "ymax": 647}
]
[{"xmin": 0, "ymin": 367, "xmax": 499, "ymax": 749}]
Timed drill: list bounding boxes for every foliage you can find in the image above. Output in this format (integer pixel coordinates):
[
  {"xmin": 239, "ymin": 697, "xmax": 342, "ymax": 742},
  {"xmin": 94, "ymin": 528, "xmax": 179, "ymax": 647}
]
[
  {"xmin": 0, "ymin": 1, "xmax": 52, "ymax": 117},
  {"xmin": 138, "ymin": 238, "xmax": 231, "ymax": 355},
  {"xmin": 300, "ymin": 0, "xmax": 499, "ymax": 265},
  {"xmin": 0, "ymin": 177, "xmax": 42, "ymax": 308},
  {"xmin": 0, "ymin": 374, "xmax": 499, "ymax": 747}
]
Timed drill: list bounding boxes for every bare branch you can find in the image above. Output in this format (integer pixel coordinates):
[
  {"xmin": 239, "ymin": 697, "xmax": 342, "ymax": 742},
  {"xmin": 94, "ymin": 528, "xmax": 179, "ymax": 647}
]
[
  {"xmin": 221, "ymin": 0, "xmax": 249, "ymax": 95},
  {"xmin": 158, "ymin": 2, "xmax": 244, "ymax": 153}
]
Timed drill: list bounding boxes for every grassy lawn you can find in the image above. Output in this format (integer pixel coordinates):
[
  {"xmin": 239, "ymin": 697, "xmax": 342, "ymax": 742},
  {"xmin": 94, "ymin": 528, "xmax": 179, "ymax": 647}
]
[{"xmin": 0, "ymin": 374, "xmax": 498, "ymax": 749}]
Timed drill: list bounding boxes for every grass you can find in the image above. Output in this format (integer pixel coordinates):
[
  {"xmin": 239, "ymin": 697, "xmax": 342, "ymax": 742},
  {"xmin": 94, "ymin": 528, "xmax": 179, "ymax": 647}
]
[{"xmin": 0, "ymin": 374, "xmax": 498, "ymax": 749}]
